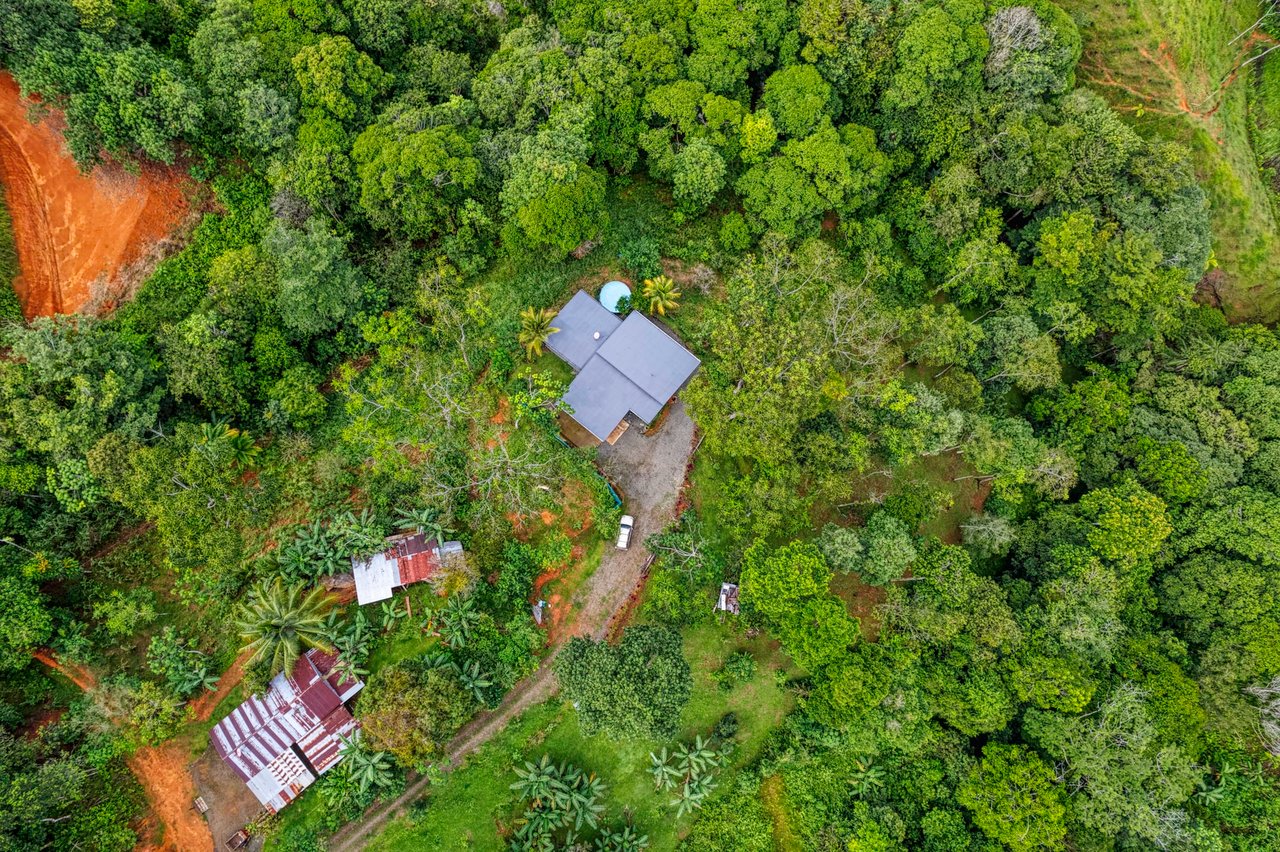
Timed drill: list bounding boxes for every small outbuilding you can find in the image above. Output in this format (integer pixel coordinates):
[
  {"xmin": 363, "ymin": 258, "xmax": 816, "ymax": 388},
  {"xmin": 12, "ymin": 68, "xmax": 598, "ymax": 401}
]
[
  {"xmin": 546, "ymin": 290, "xmax": 700, "ymax": 446},
  {"xmin": 209, "ymin": 649, "xmax": 363, "ymax": 813},
  {"xmin": 715, "ymin": 582, "xmax": 740, "ymax": 615},
  {"xmin": 352, "ymin": 531, "xmax": 464, "ymax": 605}
]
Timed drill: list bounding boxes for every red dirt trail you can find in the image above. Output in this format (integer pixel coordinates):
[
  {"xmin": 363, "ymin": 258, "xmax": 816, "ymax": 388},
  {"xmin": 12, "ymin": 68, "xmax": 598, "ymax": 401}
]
[
  {"xmin": 0, "ymin": 72, "xmax": 192, "ymax": 318},
  {"xmin": 33, "ymin": 649, "xmax": 214, "ymax": 852},
  {"xmin": 190, "ymin": 650, "xmax": 251, "ymax": 722},
  {"xmin": 31, "ymin": 647, "xmax": 96, "ymax": 691}
]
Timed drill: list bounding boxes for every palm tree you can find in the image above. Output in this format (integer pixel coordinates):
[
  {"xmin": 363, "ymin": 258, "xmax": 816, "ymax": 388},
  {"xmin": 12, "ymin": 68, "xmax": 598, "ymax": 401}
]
[
  {"xmin": 225, "ymin": 429, "xmax": 260, "ymax": 468},
  {"xmin": 198, "ymin": 419, "xmax": 230, "ymax": 446},
  {"xmin": 236, "ymin": 578, "xmax": 335, "ymax": 676},
  {"xmin": 640, "ymin": 275, "xmax": 681, "ymax": 316},
  {"xmin": 518, "ymin": 306, "xmax": 559, "ymax": 360}
]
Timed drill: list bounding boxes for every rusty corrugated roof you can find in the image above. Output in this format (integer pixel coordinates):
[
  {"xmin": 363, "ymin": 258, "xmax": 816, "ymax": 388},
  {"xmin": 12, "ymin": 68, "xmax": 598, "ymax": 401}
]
[{"xmin": 209, "ymin": 649, "xmax": 364, "ymax": 812}]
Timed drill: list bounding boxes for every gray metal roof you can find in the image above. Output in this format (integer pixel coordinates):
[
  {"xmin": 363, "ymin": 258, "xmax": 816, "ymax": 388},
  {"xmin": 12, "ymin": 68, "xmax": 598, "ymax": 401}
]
[
  {"xmin": 563, "ymin": 356, "xmax": 657, "ymax": 440},
  {"xmin": 549, "ymin": 290, "xmax": 700, "ymax": 441},
  {"xmin": 597, "ymin": 312, "xmax": 702, "ymax": 405},
  {"xmin": 545, "ymin": 291, "xmax": 621, "ymax": 371}
]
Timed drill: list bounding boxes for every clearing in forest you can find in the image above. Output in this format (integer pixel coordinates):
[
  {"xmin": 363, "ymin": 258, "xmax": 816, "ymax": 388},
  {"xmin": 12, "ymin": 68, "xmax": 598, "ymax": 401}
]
[
  {"xmin": 1061, "ymin": 0, "xmax": 1280, "ymax": 320},
  {"xmin": 0, "ymin": 72, "xmax": 193, "ymax": 318}
]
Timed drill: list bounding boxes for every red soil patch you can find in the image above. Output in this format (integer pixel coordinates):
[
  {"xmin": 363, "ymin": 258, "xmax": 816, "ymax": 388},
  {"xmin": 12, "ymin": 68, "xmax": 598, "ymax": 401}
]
[
  {"xmin": 0, "ymin": 72, "xmax": 194, "ymax": 318},
  {"xmin": 32, "ymin": 650, "xmax": 213, "ymax": 852},
  {"xmin": 532, "ymin": 564, "xmax": 571, "ymax": 644},
  {"xmin": 190, "ymin": 650, "xmax": 252, "ymax": 722},
  {"xmin": 128, "ymin": 741, "xmax": 213, "ymax": 852},
  {"xmin": 32, "ymin": 647, "xmax": 96, "ymax": 691},
  {"xmin": 971, "ymin": 478, "xmax": 993, "ymax": 514},
  {"xmin": 556, "ymin": 478, "xmax": 598, "ymax": 536},
  {"xmin": 17, "ymin": 704, "xmax": 65, "ymax": 739}
]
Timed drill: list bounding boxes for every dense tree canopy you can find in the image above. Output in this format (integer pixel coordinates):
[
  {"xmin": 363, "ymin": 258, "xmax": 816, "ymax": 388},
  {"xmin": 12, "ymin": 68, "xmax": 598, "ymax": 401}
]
[{"xmin": 2, "ymin": 0, "xmax": 1279, "ymax": 847}]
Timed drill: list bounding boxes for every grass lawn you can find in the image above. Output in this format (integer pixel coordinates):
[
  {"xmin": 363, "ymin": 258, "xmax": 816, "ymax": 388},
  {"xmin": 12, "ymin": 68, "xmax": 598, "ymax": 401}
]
[
  {"xmin": 364, "ymin": 622, "xmax": 795, "ymax": 852},
  {"xmin": 263, "ymin": 775, "xmax": 330, "ymax": 848},
  {"xmin": 1060, "ymin": 0, "xmax": 1280, "ymax": 321}
]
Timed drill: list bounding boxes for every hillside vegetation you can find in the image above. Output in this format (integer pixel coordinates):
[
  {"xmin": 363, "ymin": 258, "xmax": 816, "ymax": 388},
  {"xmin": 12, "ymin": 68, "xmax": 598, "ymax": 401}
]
[
  {"xmin": 0, "ymin": 0, "xmax": 1278, "ymax": 850},
  {"xmin": 1062, "ymin": 0, "xmax": 1280, "ymax": 319}
]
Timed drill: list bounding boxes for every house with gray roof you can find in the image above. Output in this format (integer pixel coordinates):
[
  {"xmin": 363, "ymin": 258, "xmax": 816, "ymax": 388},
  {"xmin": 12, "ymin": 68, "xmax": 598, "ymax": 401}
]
[{"xmin": 546, "ymin": 290, "xmax": 700, "ymax": 444}]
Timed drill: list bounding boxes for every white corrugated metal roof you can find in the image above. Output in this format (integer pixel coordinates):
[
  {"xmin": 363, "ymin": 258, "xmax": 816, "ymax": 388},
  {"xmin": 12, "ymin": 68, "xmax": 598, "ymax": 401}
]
[
  {"xmin": 210, "ymin": 650, "xmax": 365, "ymax": 813},
  {"xmin": 352, "ymin": 550, "xmax": 398, "ymax": 604}
]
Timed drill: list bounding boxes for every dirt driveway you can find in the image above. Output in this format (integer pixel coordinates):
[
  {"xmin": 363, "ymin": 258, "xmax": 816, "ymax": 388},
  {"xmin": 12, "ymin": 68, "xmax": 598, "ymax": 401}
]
[
  {"xmin": 328, "ymin": 402, "xmax": 697, "ymax": 852},
  {"xmin": 567, "ymin": 403, "xmax": 695, "ymax": 641}
]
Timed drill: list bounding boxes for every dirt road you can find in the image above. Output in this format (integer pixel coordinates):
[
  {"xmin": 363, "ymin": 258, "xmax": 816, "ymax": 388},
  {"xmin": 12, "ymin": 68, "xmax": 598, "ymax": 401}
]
[
  {"xmin": 130, "ymin": 742, "xmax": 217, "ymax": 852},
  {"xmin": 328, "ymin": 403, "xmax": 697, "ymax": 852},
  {"xmin": 191, "ymin": 650, "xmax": 251, "ymax": 722}
]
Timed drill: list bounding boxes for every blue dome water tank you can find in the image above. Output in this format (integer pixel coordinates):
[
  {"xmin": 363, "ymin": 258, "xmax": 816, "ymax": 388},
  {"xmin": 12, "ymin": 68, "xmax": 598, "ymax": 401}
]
[{"xmin": 598, "ymin": 280, "xmax": 632, "ymax": 313}]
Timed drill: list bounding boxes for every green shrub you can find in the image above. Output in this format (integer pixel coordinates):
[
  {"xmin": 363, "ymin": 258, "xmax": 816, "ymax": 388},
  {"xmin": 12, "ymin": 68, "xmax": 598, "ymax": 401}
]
[
  {"xmin": 617, "ymin": 236, "xmax": 661, "ymax": 280},
  {"xmin": 718, "ymin": 212, "xmax": 753, "ymax": 252},
  {"xmin": 714, "ymin": 651, "xmax": 757, "ymax": 691}
]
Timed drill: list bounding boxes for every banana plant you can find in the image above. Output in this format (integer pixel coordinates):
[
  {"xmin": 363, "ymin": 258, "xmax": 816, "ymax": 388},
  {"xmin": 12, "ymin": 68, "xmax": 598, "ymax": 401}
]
[
  {"xmin": 849, "ymin": 761, "xmax": 885, "ymax": 799},
  {"xmin": 174, "ymin": 663, "xmax": 219, "ymax": 695},
  {"xmin": 595, "ymin": 824, "xmax": 649, "ymax": 852},
  {"xmin": 338, "ymin": 734, "xmax": 396, "ymax": 794},
  {"xmin": 563, "ymin": 771, "xmax": 606, "ymax": 830},
  {"xmin": 455, "ymin": 660, "xmax": 493, "ymax": 703},
  {"xmin": 440, "ymin": 595, "xmax": 479, "ymax": 649},
  {"xmin": 510, "ymin": 754, "xmax": 566, "ymax": 809},
  {"xmin": 671, "ymin": 773, "xmax": 716, "ymax": 818},
  {"xmin": 648, "ymin": 748, "xmax": 680, "ymax": 791},
  {"xmin": 421, "ymin": 651, "xmax": 453, "ymax": 671},
  {"xmin": 379, "ymin": 598, "xmax": 406, "ymax": 632}
]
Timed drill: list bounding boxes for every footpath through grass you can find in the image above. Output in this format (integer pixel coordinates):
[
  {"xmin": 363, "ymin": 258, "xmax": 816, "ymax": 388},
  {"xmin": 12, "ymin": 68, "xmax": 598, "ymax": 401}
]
[{"xmin": 364, "ymin": 623, "xmax": 795, "ymax": 852}]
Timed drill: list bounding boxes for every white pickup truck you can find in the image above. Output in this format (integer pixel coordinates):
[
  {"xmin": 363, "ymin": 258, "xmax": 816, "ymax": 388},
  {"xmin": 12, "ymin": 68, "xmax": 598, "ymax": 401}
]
[{"xmin": 616, "ymin": 514, "xmax": 635, "ymax": 550}]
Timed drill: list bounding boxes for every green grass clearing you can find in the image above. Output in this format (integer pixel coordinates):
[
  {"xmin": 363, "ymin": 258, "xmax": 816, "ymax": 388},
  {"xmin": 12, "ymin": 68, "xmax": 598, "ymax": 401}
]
[
  {"xmin": 363, "ymin": 623, "xmax": 794, "ymax": 852},
  {"xmin": 1060, "ymin": 0, "xmax": 1280, "ymax": 320},
  {"xmin": 0, "ymin": 192, "xmax": 21, "ymax": 322}
]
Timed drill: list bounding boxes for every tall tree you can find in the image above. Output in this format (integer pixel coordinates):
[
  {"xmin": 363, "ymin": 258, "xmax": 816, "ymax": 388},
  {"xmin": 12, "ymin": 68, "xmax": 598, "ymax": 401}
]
[{"xmin": 557, "ymin": 626, "xmax": 692, "ymax": 739}]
